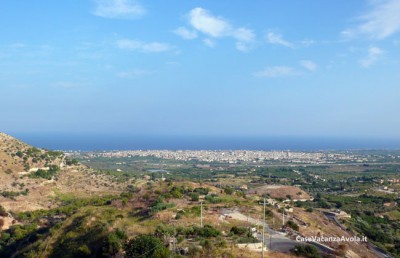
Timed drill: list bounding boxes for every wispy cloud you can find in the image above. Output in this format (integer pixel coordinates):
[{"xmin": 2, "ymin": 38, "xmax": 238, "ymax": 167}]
[
  {"xmin": 254, "ymin": 66, "xmax": 298, "ymax": 78},
  {"xmin": 9, "ymin": 43, "xmax": 25, "ymax": 49},
  {"xmin": 265, "ymin": 32, "xmax": 293, "ymax": 48},
  {"xmin": 342, "ymin": 0, "xmax": 400, "ymax": 40},
  {"xmin": 233, "ymin": 28, "xmax": 255, "ymax": 51},
  {"xmin": 53, "ymin": 81, "xmax": 89, "ymax": 89},
  {"xmin": 203, "ymin": 38, "xmax": 216, "ymax": 48},
  {"xmin": 118, "ymin": 69, "xmax": 154, "ymax": 78},
  {"xmin": 175, "ymin": 7, "xmax": 255, "ymax": 51},
  {"xmin": 300, "ymin": 39, "xmax": 315, "ymax": 47},
  {"xmin": 173, "ymin": 27, "xmax": 198, "ymax": 40},
  {"xmin": 93, "ymin": 0, "xmax": 145, "ymax": 19},
  {"xmin": 300, "ymin": 60, "xmax": 317, "ymax": 71},
  {"xmin": 359, "ymin": 46, "xmax": 384, "ymax": 67},
  {"xmin": 116, "ymin": 39, "xmax": 173, "ymax": 52}
]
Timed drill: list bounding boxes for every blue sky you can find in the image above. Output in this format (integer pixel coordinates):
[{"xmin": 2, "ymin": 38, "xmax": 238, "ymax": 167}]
[{"xmin": 1, "ymin": 0, "xmax": 400, "ymax": 138}]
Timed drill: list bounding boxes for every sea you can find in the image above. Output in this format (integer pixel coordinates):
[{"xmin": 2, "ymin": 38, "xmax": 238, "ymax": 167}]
[{"xmin": 11, "ymin": 133, "xmax": 400, "ymax": 151}]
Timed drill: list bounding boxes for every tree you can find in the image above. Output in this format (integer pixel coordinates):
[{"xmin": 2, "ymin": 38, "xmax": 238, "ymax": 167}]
[{"xmin": 124, "ymin": 234, "xmax": 170, "ymax": 258}]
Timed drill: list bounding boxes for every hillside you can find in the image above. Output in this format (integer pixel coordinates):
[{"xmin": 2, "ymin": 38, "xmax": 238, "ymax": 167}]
[
  {"xmin": 0, "ymin": 133, "xmax": 383, "ymax": 258},
  {"xmin": 0, "ymin": 132, "xmax": 128, "ymax": 213}
]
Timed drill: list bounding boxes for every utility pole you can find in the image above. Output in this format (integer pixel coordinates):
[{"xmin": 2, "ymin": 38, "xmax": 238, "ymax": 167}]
[
  {"xmin": 200, "ymin": 201, "xmax": 203, "ymax": 228},
  {"xmin": 282, "ymin": 209, "xmax": 285, "ymax": 226},
  {"xmin": 262, "ymin": 198, "xmax": 265, "ymax": 258}
]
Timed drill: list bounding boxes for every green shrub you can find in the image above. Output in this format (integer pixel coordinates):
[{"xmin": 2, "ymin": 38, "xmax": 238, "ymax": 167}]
[
  {"xmin": 0, "ymin": 205, "xmax": 7, "ymax": 216},
  {"xmin": 194, "ymin": 225, "xmax": 221, "ymax": 238},
  {"xmin": 102, "ymin": 229, "xmax": 127, "ymax": 256},
  {"xmin": 286, "ymin": 220, "xmax": 299, "ymax": 231},
  {"xmin": 29, "ymin": 165, "xmax": 59, "ymax": 180},
  {"xmin": 124, "ymin": 234, "xmax": 170, "ymax": 258},
  {"xmin": 193, "ymin": 187, "xmax": 209, "ymax": 195},
  {"xmin": 155, "ymin": 224, "xmax": 176, "ymax": 237},
  {"xmin": 224, "ymin": 187, "xmax": 234, "ymax": 195},
  {"xmin": 205, "ymin": 195, "xmax": 223, "ymax": 204},
  {"xmin": 230, "ymin": 226, "xmax": 248, "ymax": 236},
  {"xmin": 292, "ymin": 245, "xmax": 320, "ymax": 258},
  {"xmin": 189, "ymin": 192, "xmax": 199, "ymax": 201}
]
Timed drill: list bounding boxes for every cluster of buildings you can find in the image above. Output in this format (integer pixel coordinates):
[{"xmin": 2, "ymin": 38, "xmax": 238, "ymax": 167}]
[{"xmin": 82, "ymin": 150, "xmax": 369, "ymax": 164}]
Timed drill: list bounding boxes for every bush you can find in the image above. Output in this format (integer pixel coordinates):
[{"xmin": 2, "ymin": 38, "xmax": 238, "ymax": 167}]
[
  {"xmin": 189, "ymin": 192, "xmax": 199, "ymax": 201},
  {"xmin": 66, "ymin": 158, "xmax": 79, "ymax": 166},
  {"xmin": 205, "ymin": 195, "xmax": 222, "ymax": 204},
  {"xmin": 292, "ymin": 245, "xmax": 320, "ymax": 258},
  {"xmin": 29, "ymin": 165, "xmax": 60, "ymax": 180},
  {"xmin": 0, "ymin": 205, "xmax": 7, "ymax": 216},
  {"xmin": 286, "ymin": 220, "xmax": 299, "ymax": 231},
  {"xmin": 230, "ymin": 226, "xmax": 248, "ymax": 236},
  {"xmin": 102, "ymin": 229, "xmax": 127, "ymax": 256},
  {"xmin": 193, "ymin": 187, "xmax": 209, "ymax": 195},
  {"xmin": 224, "ymin": 187, "xmax": 234, "ymax": 195},
  {"xmin": 155, "ymin": 224, "xmax": 176, "ymax": 237},
  {"xmin": 124, "ymin": 234, "xmax": 170, "ymax": 258},
  {"xmin": 194, "ymin": 225, "xmax": 221, "ymax": 238},
  {"xmin": 150, "ymin": 200, "xmax": 175, "ymax": 214}
]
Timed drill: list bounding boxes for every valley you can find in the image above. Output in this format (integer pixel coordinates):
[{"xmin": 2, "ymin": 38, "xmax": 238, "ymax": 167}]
[{"xmin": 1, "ymin": 132, "xmax": 399, "ymax": 257}]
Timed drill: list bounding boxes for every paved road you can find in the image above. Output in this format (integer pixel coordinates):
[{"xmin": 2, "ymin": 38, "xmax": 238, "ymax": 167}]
[{"xmin": 222, "ymin": 209, "xmax": 330, "ymax": 253}]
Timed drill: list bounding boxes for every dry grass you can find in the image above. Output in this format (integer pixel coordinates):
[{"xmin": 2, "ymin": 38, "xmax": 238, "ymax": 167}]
[
  {"xmin": 248, "ymin": 185, "xmax": 310, "ymax": 200},
  {"xmin": 293, "ymin": 207, "xmax": 377, "ymax": 258}
]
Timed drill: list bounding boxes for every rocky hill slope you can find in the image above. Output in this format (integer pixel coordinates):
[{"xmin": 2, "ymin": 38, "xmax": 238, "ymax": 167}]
[{"xmin": 0, "ymin": 132, "xmax": 129, "ymax": 213}]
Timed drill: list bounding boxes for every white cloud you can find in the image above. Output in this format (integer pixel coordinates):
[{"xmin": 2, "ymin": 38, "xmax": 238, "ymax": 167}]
[
  {"xmin": 359, "ymin": 46, "xmax": 384, "ymax": 67},
  {"xmin": 233, "ymin": 28, "xmax": 255, "ymax": 42},
  {"xmin": 118, "ymin": 69, "xmax": 154, "ymax": 78},
  {"xmin": 203, "ymin": 39, "xmax": 216, "ymax": 48},
  {"xmin": 300, "ymin": 60, "xmax": 317, "ymax": 71},
  {"xmin": 235, "ymin": 42, "xmax": 250, "ymax": 52},
  {"xmin": 254, "ymin": 66, "xmax": 298, "ymax": 78},
  {"xmin": 343, "ymin": 0, "xmax": 400, "ymax": 40},
  {"xmin": 93, "ymin": 0, "xmax": 145, "ymax": 19},
  {"xmin": 184, "ymin": 7, "xmax": 255, "ymax": 51},
  {"xmin": 265, "ymin": 32, "xmax": 293, "ymax": 48},
  {"xmin": 173, "ymin": 27, "xmax": 198, "ymax": 40},
  {"xmin": 300, "ymin": 39, "xmax": 315, "ymax": 47},
  {"xmin": 189, "ymin": 7, "xmax": 231, "ymax": 37},
  {"xmin": 233, "ymin": 28, "xmax": 255, "ymax": 51},
  {"xmin": 116, "ymin": 39, "xmax": 172, "ymax": 52}
]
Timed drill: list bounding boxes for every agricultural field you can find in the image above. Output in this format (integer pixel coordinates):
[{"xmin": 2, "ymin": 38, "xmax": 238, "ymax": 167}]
[{"xmin": 1, "ymin": 133, "xmax": 400, "ymax": 257}]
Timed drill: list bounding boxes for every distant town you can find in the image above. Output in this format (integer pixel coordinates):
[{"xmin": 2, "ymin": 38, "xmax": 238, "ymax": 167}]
[{"xmin": 68, "ymin": 149, "xmax": 400, "ymax": 164}]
